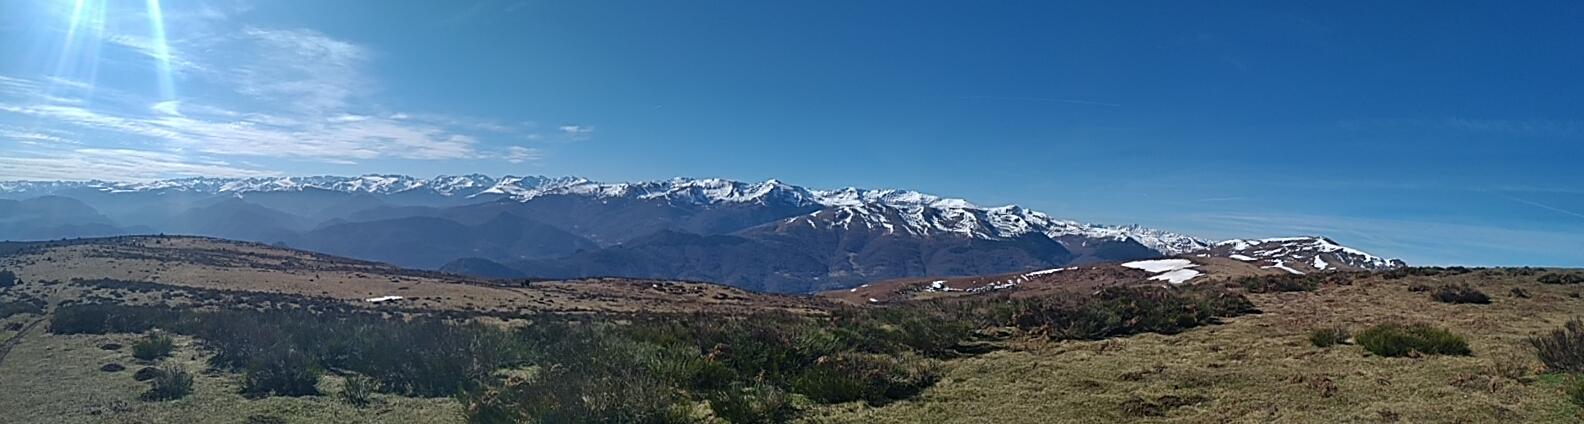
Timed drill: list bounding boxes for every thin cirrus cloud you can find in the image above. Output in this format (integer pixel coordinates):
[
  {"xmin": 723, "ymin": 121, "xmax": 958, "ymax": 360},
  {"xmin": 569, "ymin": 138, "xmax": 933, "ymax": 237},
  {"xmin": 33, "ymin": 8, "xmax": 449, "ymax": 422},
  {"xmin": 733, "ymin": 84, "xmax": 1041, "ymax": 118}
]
[{"xmin": 0, "ymin": 6, "xmax": 572, "ymax": 181}]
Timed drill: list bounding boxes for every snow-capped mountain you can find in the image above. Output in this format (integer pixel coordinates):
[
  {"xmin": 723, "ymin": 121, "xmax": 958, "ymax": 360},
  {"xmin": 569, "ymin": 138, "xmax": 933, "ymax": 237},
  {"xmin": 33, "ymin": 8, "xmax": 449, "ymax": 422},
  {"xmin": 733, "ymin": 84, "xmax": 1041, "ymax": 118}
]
[
  {"xmin": 472, "ymin": 177, "xmax": 1211, "ymax": 255},
  {"xmin": 0, "ymin": 174, "xmax": 1402, "ymax": 292},
  {"xmin": 1210, "ymin": 237, "xmax": 1405, "ymax": 272},
  {"xmin": 0, "ymin": 175, "xmax": 576, "ymax": 198},
  {"xmin": 1, "ymin": 175, "xmax": 1211, "ymax": 255}
]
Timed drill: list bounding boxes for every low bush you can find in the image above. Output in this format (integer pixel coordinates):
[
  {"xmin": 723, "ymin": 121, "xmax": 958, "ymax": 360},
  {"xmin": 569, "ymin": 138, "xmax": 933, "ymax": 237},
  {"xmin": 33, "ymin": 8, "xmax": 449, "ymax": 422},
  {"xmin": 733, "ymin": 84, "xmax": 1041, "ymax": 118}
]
[
  {"xmin": 1309, "ymin": 327, "xmax": 1350, "ymax": 348},
  {"xmin": 1430, "ymin": 284, "xmax": 1490, "ymax": 304},
  {"xmin": 1529, "ymin": 319, "xmax": 1584, "ymax": 373},
  {"xmin": 708, "ymin": 383, "xmax": 795, "ymax": 423},
  {"xmin": 132, "ymin": 331, "xmax": 175, "ymax": 361},
  {"xmin": 0, "ymin": 269, "xmax": 17, "ymax": 287},
  {"xmin": 1510, "ymin": 287, "xmax": 1531, "ymax": 299},
  {"xmin": 1539, "ymin": 273, "xmax": 1584, "ymax": 285},
  {"xmin": 0, "ymin": 296, "xmax": 45, "ymax": 319},
  {"xmin": 340, "ymin": 375, "xmax": 377, "ymax": 407},
  {"xmin": 241, "ymin": 346, "xmax": 321, "ymax": 397},
  {"xmin": 1355, "ymin": 323, "xmax": 1470, "ymax": 357},
  {"xmin": 1235, "ymin": 273, "xmax": 1324, "ymax": 292},
  {"xmin": 791, "ymin": 353, "xmax": 939, "ymax": 405},
  {"xmin": 141, "ymin": 365, "xmax": 193, "ymax": 401}
]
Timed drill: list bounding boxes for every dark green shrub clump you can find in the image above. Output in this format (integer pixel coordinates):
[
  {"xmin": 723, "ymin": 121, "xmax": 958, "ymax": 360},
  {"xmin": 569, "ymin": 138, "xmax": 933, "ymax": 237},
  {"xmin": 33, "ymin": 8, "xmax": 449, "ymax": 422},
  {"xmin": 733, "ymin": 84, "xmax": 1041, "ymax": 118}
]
[
  {"xmin": 141, "ymin": 365, "xmax": 194, "ymax": 401},
  {"xmin": 1234, "ymin": 273, "xmax": 1354, "ymax": 293},
  {"xmin": 1309, "ymin": 327, "xmax": 1350, "ymax": 347},
  {"xmin": 241, "ymin": 347, "xmax": 321, "ymax": 397},
  {"xmin": 1430, "ymin": 284, "xmax": 1490, "ymax": 304},
  {"xmin": 132, "ymin": 331, "xmax": 175, "ymax": 360},
  {"xmin": 0, "ymin": 297, "xmax": 45, "ymax": 319},
  {"xmin": 1355, "ymin": 323, "xmax": 1470, "ymax": 357},
  {"xmin": 1529, "ymin": 319, "xmax": 1584, "ymax": 373},
  {"xmin": 0, "ymin": 269, "xmax": 17, "ymax": 287},
  {"xmin": 708, "ymin": 383, "xmax": 795, "ymax": 423},
  {"xmin": 1539, "ymin": 273, "xmax": 1584, "ymax": 285},
  {"xmin": 341, "ymin": 375, "xmax": 377, "ymax": 407}
]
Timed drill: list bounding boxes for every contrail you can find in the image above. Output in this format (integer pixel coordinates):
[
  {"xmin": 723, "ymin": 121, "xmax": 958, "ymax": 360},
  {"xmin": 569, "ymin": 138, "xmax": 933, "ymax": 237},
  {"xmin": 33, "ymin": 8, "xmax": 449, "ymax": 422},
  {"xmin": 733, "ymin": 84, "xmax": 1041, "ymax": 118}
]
[
  {"xmin": 957, "ymin": 95, "xmax": 1121, "ymax": 107},
  {"xmin": 1503, "ymin": 195, "xmax": 1584, "ymax": 221}
]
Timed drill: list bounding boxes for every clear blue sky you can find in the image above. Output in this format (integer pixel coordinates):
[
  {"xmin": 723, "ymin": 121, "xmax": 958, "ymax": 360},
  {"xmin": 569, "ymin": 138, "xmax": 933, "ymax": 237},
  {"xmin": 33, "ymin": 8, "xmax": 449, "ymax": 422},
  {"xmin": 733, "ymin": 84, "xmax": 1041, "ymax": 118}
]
[{"xmin": 1, "ymin": 1, "xmax": 1581, "ymax": 266}]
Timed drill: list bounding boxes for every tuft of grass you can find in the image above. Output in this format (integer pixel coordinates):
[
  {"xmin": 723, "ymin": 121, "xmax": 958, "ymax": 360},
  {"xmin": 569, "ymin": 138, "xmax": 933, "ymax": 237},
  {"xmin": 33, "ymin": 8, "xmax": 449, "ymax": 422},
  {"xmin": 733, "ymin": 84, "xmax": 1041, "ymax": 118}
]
[
  {"xmin": 1529, "ymin": 319, "xmax": 1584, "ymax": 373},
  {"xmin": 1308, "ymin": 327, "xmax": 1350, "ymax": 348},
  {"xmin": 1430, "ymin": 284, "xmax": 1490, "ymax": 305},
  {"xmin": 131, "ymin": 331, "xmax": 174, "ymax": 361},
  {"xmin": 1355, "ymin": 323, "xmax": 1470, "ymax": 357},
  {"xmin": 140, "ymin": 365, "xmax": 193, "ymax": 401}
]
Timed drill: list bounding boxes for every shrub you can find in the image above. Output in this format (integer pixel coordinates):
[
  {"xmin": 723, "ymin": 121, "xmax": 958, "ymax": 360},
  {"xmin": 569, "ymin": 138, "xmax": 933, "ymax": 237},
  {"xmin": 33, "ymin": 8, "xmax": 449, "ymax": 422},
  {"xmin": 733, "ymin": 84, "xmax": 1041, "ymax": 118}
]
[
  {"xmin": 1238, "ymin": 274, "xmax": 1321, "ymax": 293},
  {"xmin": 340, "ymin": 375, "xmax": 377, "ymax": 407},
  {"xmin": 0, "ymin": 269, "xmax": 17, "ymax": 287},
  {"xmin": 1309, "ymin": 327, "xmax": 1349, "ymax": 348},
  {"xmin": 141, "ymin": 365, "xmax": 194, "ymax": 401},
  {"xmin": 1406, "ymin": 283, "xmax": 1431, "ymax": 292},
  {"xmin": 462, "ymin": 366, "xmax": 695, "ymax": 424},
  {"xmin": 791, "ymin": 353, "xmax": 938, "ymax": 405},
  {"xmin": 1510, "ymin": 287, "xmax": 1531, "ymax": 299},
  {"xmin": 132, "ymin": 331, "xmax": 175, "ymax": 360},
  {"xmin": 1540, "ymin": 273, "xmax": 1584, "ymax": 285},
  {"xmin": 0, "ymin": 298, "xmax": 44, "ymax": 319},
  {"xmin": 708, "ymin": 383, "xmax": 795, "ymax": 423},
  {"xmin": 1431, "ymin": 284, "xmax": 1490, "ymax": 304},
  {"xmin": 241, "ymin": 346, "xmax": 322, "ymax": 397},
  {"xmin": 1355, "ymin": 323, "xmax": 1470, "ymax": 357},
  {"xmin": 1529, "ymin": 319, "xmax": 1584, "ymax": 373}
]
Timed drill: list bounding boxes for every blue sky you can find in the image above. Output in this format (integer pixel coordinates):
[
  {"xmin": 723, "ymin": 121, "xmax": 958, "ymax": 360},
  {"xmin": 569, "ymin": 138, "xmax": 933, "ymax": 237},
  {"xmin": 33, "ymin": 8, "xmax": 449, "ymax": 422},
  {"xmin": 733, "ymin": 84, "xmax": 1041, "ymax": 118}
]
[{"xmin": 1, "ymin": 1, "xmax": 1581, "ymax": 266}]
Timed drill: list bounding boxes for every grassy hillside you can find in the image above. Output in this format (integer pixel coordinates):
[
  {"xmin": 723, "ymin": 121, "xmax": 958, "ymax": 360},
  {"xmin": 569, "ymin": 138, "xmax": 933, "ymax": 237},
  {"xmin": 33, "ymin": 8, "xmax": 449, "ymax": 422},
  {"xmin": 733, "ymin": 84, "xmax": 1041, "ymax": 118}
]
[{"xmin": 2, "ymin": 239, "xmax": 1583, "ymax": 423}]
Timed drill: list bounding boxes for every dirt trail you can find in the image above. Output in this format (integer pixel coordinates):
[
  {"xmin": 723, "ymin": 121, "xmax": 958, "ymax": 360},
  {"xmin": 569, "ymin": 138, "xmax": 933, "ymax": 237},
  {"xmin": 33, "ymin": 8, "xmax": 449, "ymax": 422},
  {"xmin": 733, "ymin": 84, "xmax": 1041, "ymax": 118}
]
[{"xmin": 0, "ymin": 316, "xmax": 45, "ymax": 368}]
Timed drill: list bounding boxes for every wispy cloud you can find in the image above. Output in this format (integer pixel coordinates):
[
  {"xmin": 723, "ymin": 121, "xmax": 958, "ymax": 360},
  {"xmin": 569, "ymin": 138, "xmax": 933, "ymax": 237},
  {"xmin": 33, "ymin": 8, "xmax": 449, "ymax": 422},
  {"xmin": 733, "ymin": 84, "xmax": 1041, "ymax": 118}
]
[
  {"xmin": 504, "ymin": 146, "xmax": 543, "ymax": 163},
  {"xmin": 0, "ymin": 6, "xmax": 572, "ymax": 177},
  {"xmin": 0, "ymin": 147, "xmax": 279, "ymax": 181},
  {"xmin": 559, "ymin": 124, "xmax": 594, "ymax": 140}
]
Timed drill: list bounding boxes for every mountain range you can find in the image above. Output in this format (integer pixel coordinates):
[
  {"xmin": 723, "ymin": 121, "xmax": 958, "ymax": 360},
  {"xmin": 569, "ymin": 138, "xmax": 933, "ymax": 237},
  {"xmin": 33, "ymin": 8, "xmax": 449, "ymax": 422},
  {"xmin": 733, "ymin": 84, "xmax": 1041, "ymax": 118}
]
[{"xmin": 0, "ymin": 175, "xmax": 1402, "ymax": 292}]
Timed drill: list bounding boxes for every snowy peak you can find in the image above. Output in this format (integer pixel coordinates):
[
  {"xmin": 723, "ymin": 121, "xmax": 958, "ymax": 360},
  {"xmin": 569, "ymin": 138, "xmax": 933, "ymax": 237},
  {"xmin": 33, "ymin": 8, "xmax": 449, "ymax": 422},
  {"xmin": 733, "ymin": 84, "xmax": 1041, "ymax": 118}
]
[
  {"xmin": 0, "ymin": 174, "xmax": 1215, "ymax": 257},
  {"xmin": 1211, "ymin": 236, "xmax": 1404, "ymax": 272}
]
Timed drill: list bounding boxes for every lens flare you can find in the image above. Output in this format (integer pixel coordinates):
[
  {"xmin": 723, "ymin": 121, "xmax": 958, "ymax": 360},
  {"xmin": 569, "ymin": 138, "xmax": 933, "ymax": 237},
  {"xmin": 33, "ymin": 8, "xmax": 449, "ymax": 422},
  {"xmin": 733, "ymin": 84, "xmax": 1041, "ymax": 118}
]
[
  {"xmin": 145, "ymin": 0, "xmax": 176, "ymax": 100},
  {"xmin": 49, "ymin": 0, "xmax": 107, "ymax": 95}
]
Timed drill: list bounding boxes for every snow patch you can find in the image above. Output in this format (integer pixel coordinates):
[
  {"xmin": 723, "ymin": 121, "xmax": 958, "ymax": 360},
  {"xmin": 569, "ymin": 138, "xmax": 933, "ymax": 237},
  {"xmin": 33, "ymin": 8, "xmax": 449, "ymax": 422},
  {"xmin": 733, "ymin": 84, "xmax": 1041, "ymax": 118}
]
[
  {"xmin": 1121, "ymin": 259, "xmax": 1195, "ymax": 273},
  {"xmin": 365, "ymin": 296, "xmax": 404, "ymax": 303}
]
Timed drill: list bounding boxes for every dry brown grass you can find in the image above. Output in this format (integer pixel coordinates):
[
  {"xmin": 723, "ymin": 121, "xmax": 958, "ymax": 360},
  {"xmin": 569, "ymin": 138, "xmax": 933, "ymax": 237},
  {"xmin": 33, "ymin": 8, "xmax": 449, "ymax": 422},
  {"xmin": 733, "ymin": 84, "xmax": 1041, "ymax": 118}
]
[
  {"xmin": 807, "ymin": 273, "xmax": 1584, "ymax": 423},
  {"xmin": 0, "ymin": 236, "xmax": 825, "ymax": 316}
]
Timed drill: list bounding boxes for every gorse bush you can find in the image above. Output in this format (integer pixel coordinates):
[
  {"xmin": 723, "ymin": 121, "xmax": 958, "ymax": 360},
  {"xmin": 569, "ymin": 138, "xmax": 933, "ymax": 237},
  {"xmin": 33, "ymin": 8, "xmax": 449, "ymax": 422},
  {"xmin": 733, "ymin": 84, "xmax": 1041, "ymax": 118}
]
[
  {"xmin": 709, "ymin": 383, "xmax": 795, "ymax": 424},
  {"xmin": 1430, "ymin": 284, "xmax": 1491, "ymax": 304},
  {"xmin": 340, "ymin": 375, "xmax": 377, "ymax": 407},
  {"xmin": 1235, "ymin": 274, "xmax": 1341, "ymax": 293},
  {"xmin": 241, "ymin": 346, "xmax": 321, "ymax": 397},
  {"xmin": 1009, "ymin": 286, "xmax": 1256, "ymax": 340},
  {"xmin": 1355, "ymin": 323, "xmax": 1470, "ymax": 357},
  {"xmin": 132, "ymin": 331, "xmax": 175, "ymax": 360},
  {"xmin": 1529, "ymin": 319, "xmax": 1584, "ymax": 373},
  {"xmin": 141, "ymin": 365, "xmax": 193, "ymax": 401},
  {"xmin": 1309, "ymin": 327, "xmax": 1350, "ymax": 348},
  {"xmin": 0, "ymin": 296, "xmax": 45, "ymax": 319},
  {"xmin": 1539, "ymin": 273, "xmax": 1584, "ymax": 285}
]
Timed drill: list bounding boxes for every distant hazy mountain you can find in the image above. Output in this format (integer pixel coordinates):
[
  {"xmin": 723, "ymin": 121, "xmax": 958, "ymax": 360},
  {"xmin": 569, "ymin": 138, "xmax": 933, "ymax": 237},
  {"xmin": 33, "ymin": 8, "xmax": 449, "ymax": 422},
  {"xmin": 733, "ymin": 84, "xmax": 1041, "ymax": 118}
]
[{"xmin": 0, "ymin": 174, "xmax": 1402, "ymax": 292}]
